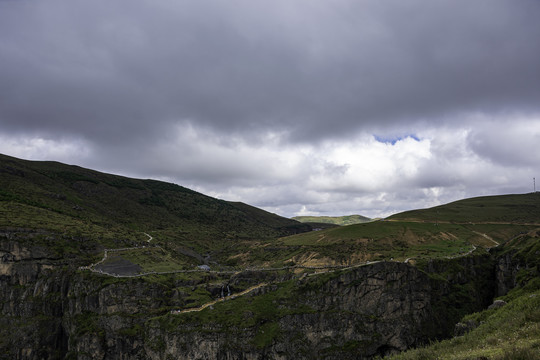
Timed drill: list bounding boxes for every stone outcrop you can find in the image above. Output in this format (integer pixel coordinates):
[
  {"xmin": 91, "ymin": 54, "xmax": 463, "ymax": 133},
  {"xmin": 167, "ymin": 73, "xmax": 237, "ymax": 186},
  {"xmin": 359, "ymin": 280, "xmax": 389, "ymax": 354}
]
[
  {"xmin": 488, "ymin": 299, "xmax": 507, "ymax": 310},
  {"xmin": 454, "ymin": 320, "xmax": 479, "ymax": 337}
]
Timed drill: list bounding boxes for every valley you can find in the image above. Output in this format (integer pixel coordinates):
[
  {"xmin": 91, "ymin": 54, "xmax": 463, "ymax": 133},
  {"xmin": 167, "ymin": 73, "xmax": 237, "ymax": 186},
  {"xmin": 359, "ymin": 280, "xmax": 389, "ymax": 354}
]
[{"xmin": 1, "ymin": 153, "xmax": 539, "ymax": 359}]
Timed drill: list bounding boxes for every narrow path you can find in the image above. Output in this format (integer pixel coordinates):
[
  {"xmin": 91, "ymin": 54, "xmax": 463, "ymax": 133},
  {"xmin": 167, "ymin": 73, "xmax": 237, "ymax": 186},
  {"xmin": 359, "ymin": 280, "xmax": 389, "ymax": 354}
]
[
  {"xmin": 472, "ymin": 231, "xmax": 499, "ymax": 246},
  {"xmin": 171, "ymin": 283, "xmax": 268, "ymax": 314},
  {"xmin": 402, "ymin": 243, "xmax": 477, "ymax": 264},
  {"xmin": 446, "ymin": 245, "xmax": 477, "ymax": 259},
  {"xmin": 78, "ymin": 233, "xmax": 159, "ymax": 276},
  {"xmin": 144, "ymin": 233, "xmax": 153, "ymax": 243}
]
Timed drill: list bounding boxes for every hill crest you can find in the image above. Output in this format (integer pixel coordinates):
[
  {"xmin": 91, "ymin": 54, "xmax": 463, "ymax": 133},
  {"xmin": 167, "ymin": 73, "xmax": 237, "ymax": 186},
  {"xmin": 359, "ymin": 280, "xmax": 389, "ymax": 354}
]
[{"xmin": 292, "ymin": 214, "xmax": 372, "ymax": 226}]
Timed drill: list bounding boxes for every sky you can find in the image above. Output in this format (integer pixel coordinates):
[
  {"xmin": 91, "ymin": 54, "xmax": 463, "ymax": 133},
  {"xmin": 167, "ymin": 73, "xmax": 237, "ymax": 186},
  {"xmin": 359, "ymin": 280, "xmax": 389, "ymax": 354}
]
[{"xmin": 1, "ymin": 0, "xmax": 540, "ymax": 219}]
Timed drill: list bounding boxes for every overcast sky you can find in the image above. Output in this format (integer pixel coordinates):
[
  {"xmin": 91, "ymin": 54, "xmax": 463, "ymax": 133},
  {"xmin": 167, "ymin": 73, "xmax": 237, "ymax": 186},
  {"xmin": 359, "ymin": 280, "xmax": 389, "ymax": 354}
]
[{"xmin": 1, "ymin": 0, "xmax": 540, "ymax": 218}]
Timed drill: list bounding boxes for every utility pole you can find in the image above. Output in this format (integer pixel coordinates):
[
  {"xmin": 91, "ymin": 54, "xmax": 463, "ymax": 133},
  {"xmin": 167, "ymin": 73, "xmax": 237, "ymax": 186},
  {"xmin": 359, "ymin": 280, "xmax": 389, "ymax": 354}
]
[{"xmin": 534, "ymin": 177, "xmax": 536, "ymax": 193}]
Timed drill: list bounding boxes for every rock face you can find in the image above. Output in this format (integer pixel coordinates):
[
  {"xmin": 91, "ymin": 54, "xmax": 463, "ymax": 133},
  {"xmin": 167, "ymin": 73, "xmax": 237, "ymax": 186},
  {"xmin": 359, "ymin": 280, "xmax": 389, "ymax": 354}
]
[
  {"xmin": 149, "ymin": 262, "xmax": 435, "ymax": 359},
  {"xmin": 291, "ymin": 262, "xmax": 434, "ymax": 356},
  {"xmin": 0, "ymin": 238, "xmax": 502, "ymax": 359},
  {"xmin": 495, "ymin": 251, "xmax": 520, "ymax": 296}
]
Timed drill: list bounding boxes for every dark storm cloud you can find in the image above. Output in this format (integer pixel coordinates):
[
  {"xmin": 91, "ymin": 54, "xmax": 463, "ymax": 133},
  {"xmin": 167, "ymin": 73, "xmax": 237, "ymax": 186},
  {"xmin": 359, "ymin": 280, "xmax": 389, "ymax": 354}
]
[
  {"xmin": 1, "ymin": 0, "xmax": 540, "ymax": 145},
  {"xmin": 1, "ymin": 0, "xmax": 540, "ymax": 218}
]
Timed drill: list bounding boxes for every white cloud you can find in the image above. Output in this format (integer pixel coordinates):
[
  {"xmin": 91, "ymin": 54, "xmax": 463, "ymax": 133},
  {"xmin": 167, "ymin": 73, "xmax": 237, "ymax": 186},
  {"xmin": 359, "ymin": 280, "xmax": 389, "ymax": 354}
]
[
  {"xmin": 306, "ymin": 135, "xmax": 431, "ymax": 193},
  {"xmin": 0, "ymin": 134, "xmax": 92, "ymax": 164},
  {"xmin": 1, "ymin": 119, "xmax": 538, "ymax": 219}
]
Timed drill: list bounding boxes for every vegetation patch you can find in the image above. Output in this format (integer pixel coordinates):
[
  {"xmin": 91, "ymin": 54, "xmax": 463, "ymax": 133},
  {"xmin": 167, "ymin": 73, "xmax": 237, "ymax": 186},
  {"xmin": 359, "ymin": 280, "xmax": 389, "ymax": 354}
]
[
  {"xmin": 252, "ymin": 322, "xmax": 281, "ymax": 348},
  {"xmin": 72, "ymin": 312, "xmax": 105, "ymax": 337}
]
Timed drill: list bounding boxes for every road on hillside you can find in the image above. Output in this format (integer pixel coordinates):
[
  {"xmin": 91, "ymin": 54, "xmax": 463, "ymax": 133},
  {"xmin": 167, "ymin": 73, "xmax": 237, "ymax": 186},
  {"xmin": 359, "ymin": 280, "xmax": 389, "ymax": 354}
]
[
  {"xmin": 171, "ymin": 283, "xmax": 268, "ymax": 314},
  {"xmin": 78, "ymin": 229, "xmax": 488, "ymax": 312}
]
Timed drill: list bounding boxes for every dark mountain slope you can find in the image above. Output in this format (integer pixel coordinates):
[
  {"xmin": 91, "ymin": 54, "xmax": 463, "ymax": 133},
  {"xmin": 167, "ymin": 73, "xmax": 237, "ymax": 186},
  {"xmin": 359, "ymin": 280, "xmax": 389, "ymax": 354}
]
[{"xmin": 0, "ymin": 153, "xmax": 310, "ymax": 249}]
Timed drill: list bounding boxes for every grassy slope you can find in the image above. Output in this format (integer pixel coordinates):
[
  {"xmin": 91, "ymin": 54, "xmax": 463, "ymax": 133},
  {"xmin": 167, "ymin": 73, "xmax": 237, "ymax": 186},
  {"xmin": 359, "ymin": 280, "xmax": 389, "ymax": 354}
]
[
  {"xmin": 388, "ymin": 193, "xmax": 540, "ymax": 224},
  {"xmin": 0, "ymin": 153, "xmax": 309, "ymax": 263},
  {"xmin": 292, "ymin": 214, "xmax": 372, "ymax": 226}
]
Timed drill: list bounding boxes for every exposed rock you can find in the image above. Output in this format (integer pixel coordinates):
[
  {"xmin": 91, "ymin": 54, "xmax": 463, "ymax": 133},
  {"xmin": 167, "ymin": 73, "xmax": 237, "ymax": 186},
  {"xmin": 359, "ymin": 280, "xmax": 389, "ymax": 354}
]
[
  {"xmin": 488, "ymin": 299, "xmax": 507, "ymax": 310},
  {"xmin": 454, "ymin": 320, "xmax": 478, "ymax": 337},
  {"xmin": 495, "ymin": 251, "xmax": 520, "ymax": 296}
]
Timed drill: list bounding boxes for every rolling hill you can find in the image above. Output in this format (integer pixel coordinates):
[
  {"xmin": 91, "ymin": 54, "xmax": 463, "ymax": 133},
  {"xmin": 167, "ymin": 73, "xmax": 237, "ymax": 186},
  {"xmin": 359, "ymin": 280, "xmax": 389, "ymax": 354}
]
[
  {"xmin": 0, "ymin": 153, "xmax": 310, "ymax": 262},
  {"xmin": 387, "ymin": 193, "xmax": 540, "ymax": 224}
]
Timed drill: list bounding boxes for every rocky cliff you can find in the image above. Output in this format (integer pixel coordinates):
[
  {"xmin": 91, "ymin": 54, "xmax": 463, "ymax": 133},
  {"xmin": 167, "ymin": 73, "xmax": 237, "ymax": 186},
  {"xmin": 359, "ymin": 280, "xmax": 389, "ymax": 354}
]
[
  {"xmin": 142, "ymin": 262, "xmax": 435, "ymax": 360},
  {"xmin": 0, "ymin": 233, "xmax": 508, "ymax": 360}
]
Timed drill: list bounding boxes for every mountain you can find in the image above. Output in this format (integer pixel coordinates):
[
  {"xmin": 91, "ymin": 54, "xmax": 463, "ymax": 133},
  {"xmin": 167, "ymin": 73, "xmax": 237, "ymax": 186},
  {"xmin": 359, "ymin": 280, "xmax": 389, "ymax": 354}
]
[
  {"xmin": 1, "ymin": 153, "xmax": 539, "ymax": 359},
  {"xmin": 292, "ymin": 214, "xmax": 372, "ymax": 226},
  {"xmin": 0, "ymin": 153, "xmax": 310, "ymax": 259}
]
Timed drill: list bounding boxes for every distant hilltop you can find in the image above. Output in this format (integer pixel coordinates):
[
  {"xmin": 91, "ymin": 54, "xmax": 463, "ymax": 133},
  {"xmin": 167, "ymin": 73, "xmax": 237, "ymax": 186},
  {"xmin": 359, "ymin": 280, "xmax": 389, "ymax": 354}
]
[{"xmin": 292, "ymin": 214, "xmax": 372, "ymax": 226}]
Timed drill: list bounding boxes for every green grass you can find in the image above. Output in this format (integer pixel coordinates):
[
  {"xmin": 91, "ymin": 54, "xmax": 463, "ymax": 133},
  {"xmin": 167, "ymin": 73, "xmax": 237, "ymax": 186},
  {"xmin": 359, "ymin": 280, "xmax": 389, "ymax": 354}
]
[
  {"xmin": 275, "ymin": 217, "xmax": 540, "ymax": 267},
  {"xmin": 252, "ymin": 322, "xmax": 282, "ymax": 348},
  {"xmin": 107, "ymin": 247, "xmax": 196, "ymax": 273},
  {"xmin": 118, "ymin": 324, "xmax": 143, "ymax": 338},
  {"xmin": 182, "ymin": 286, "xmax": 214, "ymax": 307}
]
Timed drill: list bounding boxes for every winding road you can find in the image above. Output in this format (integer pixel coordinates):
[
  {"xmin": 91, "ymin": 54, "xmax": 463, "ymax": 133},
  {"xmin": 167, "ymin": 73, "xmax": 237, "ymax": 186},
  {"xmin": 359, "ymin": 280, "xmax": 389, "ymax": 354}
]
[{"xmin": 77, "ymin": 233, "xmax": 160, "ymax": 277}]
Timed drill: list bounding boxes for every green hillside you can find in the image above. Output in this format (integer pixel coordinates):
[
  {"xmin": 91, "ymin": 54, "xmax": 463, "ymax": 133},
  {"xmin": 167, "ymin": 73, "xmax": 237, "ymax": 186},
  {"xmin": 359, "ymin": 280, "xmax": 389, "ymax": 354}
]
[
  {"xmin": 388, "ymin": 193, "xmax": 540, "ymax": 224},
  {"xmin": 292, "ymin": 214, "xmax": 372, "ymax": 226},
  {"xmin": 0, "ymin": 153, "xmax": 310, "ymax": 264}
]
